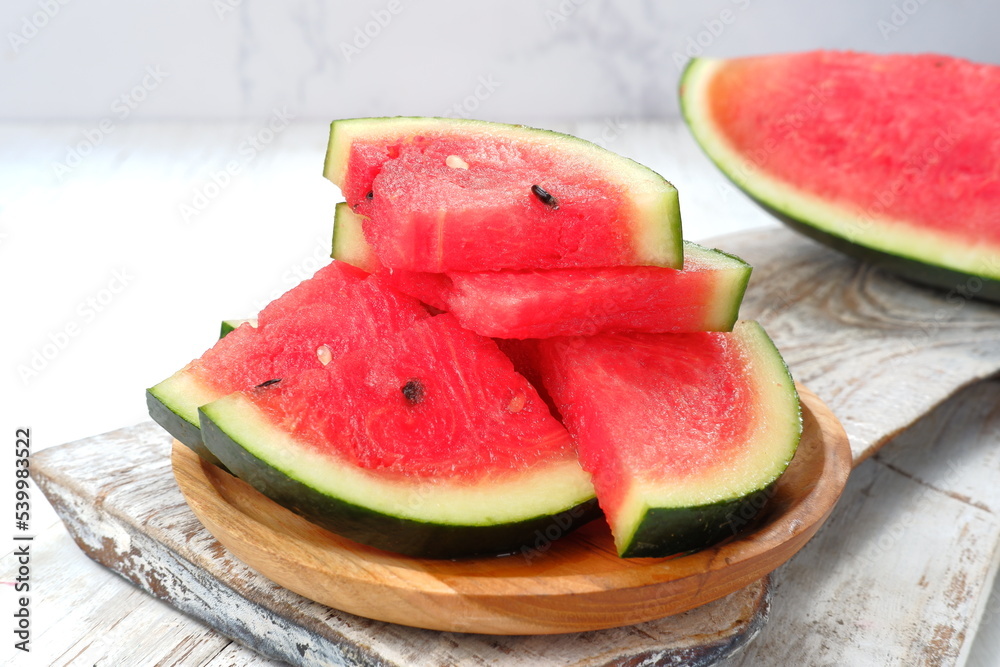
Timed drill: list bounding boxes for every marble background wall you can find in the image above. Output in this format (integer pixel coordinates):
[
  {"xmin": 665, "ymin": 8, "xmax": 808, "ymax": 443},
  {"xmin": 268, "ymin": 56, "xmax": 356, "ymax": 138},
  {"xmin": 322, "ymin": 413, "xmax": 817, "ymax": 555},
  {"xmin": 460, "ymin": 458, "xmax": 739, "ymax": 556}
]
[{"xmin": 3, "ymin": 0, "xmax": 998, "ymax": 121}]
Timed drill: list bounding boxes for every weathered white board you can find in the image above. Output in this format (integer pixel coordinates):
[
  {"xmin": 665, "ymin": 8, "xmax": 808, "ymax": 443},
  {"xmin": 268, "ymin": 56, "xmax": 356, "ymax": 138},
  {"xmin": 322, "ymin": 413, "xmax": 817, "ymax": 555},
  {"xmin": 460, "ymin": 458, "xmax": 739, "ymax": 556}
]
[
  {"xmin": 722, "ymin": 378, "xmax": 1000, "ymax": 666},
  {"xmin": 31, "ymin": 421, "xmax": 771, "ymax": 667},
  {"xmin": 720, "ymin": 227, "xmax": 1000, "ymax": 464}
]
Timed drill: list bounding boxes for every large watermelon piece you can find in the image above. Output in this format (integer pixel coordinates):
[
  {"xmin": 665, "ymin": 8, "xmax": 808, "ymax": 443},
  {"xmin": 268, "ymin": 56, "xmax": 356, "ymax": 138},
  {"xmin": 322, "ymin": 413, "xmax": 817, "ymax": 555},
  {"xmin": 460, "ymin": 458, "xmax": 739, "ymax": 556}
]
[
  {"xmin": 324, "ymin": 117, "xmax": 683, "ymax": 272},
  {"xmin": 680, "ymin": 51, "xmax": 1000, "ymax": 301},
  {"xmin": 199, "ymin": 314, "xmax": 599, "ymax": 559},
  {"xmin": 536, "ymin": 321, "xmax": 801, "ymax": 558},
  {"xmin": 147, "ymin": 262, "xmax": 429, "ymax": 465},
  {"xmin": 332, "ymin": 203, "xmax": 752, "ymax": 338}
]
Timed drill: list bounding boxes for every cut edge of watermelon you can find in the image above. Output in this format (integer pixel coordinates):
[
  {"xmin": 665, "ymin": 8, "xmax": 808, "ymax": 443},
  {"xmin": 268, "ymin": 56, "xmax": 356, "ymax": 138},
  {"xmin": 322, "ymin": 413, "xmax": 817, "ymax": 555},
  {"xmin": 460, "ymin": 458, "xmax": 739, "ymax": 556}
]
[
  {"xmin": 610, "ymin": 320, "xmax": 801, "ymax": 556},
  {"xmin": 199, "ymin": 392, "xmax": 597, "ymax": 527},
  {"xmin": 333, "ymin": 202, "xmax": 751, "ymax": 334},
  {"xmin": 680, "ymin": 243, "xmax": 753, "ymax": 331},
  {"xmin": 680, "ymin": 57, "xmax": 1000, "ymax": 286},
  {"xmin": 324, "ymin": 117, "xmax": 684, "ymax": 269},
  {"xmin": 331, "ymin": 205, "xmax": 379, "ymax": 273}
]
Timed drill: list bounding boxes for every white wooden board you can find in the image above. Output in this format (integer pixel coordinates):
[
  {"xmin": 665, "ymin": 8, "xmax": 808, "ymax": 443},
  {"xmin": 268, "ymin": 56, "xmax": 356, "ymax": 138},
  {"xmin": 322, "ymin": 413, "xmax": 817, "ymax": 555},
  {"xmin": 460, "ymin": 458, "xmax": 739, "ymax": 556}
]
[{"xmin": 722, "ymin": 378, "xmax": 1000, "ymax": 666}]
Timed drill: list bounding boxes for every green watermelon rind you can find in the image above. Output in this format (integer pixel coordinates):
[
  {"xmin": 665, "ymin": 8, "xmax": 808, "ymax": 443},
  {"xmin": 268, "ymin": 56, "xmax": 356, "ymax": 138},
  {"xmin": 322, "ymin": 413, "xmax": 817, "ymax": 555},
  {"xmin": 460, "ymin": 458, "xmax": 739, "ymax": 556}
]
[
  {"xmin": 198, "ymin": 394, "xmax": 601, "ymax": 559},
  {"xmin": 220, "ymin": 318, "xmax": 256, "ymax": 338},
  {"xmin": 611, "ymin": 321, "xmax": 802, "ymax": 558},
  {"xmin": 324, "ymin": 116, "xmax": 684, "ymax": 270},
  {"xmin": 679, "ymin": 57, "xmax": 1000, "ymax": 302},
  {"xmin": 330, "ymin": 204, "xmax": 379, "ymax": 272},
  {"xmin": 147, "ymin": 375, "xmax": 227, "ymax": 467}
]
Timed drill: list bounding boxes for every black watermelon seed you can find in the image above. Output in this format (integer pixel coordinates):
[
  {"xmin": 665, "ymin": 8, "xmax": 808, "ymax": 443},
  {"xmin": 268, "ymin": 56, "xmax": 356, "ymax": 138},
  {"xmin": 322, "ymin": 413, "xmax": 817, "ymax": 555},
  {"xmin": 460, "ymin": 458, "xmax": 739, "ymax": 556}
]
[
  {"xmin": 365, "ymin": 190, "xmax": 374, "ymax": 200},
  {"xmin": 255, "ymin": 378, "xmax": 282, "ymax": 388},
  {"xmin": 402, "ymin": 379, "xmax": 425, "ymax": 405},
  {"xmin": 530, "ymin": 184, "xmax": 559, "ymax": 210}
]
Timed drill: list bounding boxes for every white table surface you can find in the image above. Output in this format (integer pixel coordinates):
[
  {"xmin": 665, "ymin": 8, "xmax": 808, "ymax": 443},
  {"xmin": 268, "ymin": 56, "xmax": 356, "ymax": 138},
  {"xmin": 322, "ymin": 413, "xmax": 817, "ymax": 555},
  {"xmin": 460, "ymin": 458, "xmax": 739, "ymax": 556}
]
[{"xmin": 2, "ymin": 119, "xmax": 998, "ymax": 665}]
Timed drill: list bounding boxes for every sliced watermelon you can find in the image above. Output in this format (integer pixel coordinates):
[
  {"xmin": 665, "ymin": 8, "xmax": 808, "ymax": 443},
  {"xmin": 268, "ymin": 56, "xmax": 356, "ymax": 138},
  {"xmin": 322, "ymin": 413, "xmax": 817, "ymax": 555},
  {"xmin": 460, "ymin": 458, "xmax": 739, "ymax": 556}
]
[
  {"xmin": 199, "ymin": 314, "xmax": 598, "ymax": 559},
  {"xmin": 324, "ymin": 117, "xmax": 683, "ymax": 272},
  {"xmin": 332, "ymin": 203, "xmax": 751, "ymax": 338},
  {"xmin": 147, "ymin": 262, "xmax": 428, "ymax": 464},
  {"xmin": 536, "ymin": 321, "xmax": 801, "ymax": 557},
  {"xmin": 680, "ymin": 51, "xmax": 1000, "ymax": 300}
]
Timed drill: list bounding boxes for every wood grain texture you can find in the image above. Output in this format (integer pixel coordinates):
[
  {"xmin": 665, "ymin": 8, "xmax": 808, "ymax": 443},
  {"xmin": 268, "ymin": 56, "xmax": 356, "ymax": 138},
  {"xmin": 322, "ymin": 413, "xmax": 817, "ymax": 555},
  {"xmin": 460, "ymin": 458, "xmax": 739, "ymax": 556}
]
[
  {"xmin": 717, "ymin": 227, "xmax": 1000, "ymax": 464},
  {"xmin": 172, "ymin": 385, "xmax": 850, "ymax": 636},
  {"xmin": 720, "ymin": 378, "xmax": 1000, "ymax": 667},
  {"xmin": 32, "ymin": 421, "xmax": 774, "ymax": 667}
]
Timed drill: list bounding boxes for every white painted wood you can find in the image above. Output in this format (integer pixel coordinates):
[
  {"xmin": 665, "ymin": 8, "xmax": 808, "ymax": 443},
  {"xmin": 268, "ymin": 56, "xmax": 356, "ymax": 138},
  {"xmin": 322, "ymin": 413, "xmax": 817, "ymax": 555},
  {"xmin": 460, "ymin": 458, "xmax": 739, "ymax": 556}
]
[{"xmin": 721, "ymin": 379, "xmax": 1000, "ymax": 666}]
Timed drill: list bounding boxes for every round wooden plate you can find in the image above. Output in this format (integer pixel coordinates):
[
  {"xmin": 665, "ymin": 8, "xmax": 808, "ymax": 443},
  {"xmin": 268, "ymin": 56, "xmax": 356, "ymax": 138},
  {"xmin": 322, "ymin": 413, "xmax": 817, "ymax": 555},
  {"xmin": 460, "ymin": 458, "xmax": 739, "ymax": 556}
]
[{"xmin": 172, "ymin": 384, "xmax": 851, "ymax": 635}]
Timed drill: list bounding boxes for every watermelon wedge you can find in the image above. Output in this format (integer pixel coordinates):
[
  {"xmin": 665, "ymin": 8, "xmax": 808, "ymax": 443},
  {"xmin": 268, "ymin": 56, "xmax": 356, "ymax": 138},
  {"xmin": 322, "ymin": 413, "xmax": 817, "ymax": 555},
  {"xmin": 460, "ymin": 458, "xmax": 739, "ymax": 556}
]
[
  {"xmin": 680, "ymin": 51, "xmax": 1000, "ymax": 300},
  {"xmin": 332, "ymin": 203, "xmax": 752, "ymax": 338},
  {"xmin": 324, "ymin": 117, "xmax": 683, "ymax": 272},
  {"xmin": 147, "ymin": 262, "xmax": 429, "ymax": 464},
  {"xmin": 536, "ymin": 321, "xmax": 801, "ymax": 557},
  {"xmin": 199, "ymin": 314, "xmax": 598, "ymax": 559}
]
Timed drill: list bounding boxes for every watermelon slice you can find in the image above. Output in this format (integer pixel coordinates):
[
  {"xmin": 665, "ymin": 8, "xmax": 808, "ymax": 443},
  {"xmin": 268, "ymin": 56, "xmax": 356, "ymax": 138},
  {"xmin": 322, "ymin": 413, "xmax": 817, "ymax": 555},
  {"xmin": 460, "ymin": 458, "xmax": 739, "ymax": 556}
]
[
  {"xmin": 680, "ymin": 51, "xmax": 1000, "ymax": 300},
  {"xmin": 324, "ymin": 117, "xmax": 683, "ymax": 272},
  {"xmin": 332, "ymin": 203, "xmax": 752, "ymax": 338},
  {"xmin": 536, "ymin": 321, "xmax": 801, "ymax": 557},
  {"xmin": 147, "ymin": 262, "xmax": 429, "ymax": 464},
  {"xmin": 199, "ymin": 314, "xmax": 598, "ymax": 559}
]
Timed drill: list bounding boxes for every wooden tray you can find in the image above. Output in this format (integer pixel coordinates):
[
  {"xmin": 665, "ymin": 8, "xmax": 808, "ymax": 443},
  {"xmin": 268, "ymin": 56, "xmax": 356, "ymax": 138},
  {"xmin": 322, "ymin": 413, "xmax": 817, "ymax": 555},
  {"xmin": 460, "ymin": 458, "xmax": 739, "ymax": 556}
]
[
  {"xmin": 31, "ymin": 421, "xmax": 777, "ymax": 667},
  {"xmin": 172, "ymin": 384, "xmax": 851, "ymax": 636}
]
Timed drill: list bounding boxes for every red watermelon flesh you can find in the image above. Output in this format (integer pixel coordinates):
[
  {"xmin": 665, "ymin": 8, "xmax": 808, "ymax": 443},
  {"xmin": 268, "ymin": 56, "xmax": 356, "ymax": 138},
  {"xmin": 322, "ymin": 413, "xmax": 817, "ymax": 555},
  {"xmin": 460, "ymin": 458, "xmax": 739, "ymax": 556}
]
[
  {"xmin": 444, "ymin": 243, "xmax": 749, "ymax": 338},
  {"xmin": 256, "ymin": 260, "xmax": 368, "ymax": 327},
  {"xmin": 248, "ymin": 314, "xmax": 576, "ymax": 478},
  {"xmin": 327, "ymin": 118, "xmax": 682, "ymax": 272},
  {"xmin": 192, "ymin": 269, "xmax": 428, "ymax": 395},
  {"xmin": 685, "ymin": 51, "xmax": 1000, "ymax": 250},
  {"xmin": 379, "ymin": 269, "xmax": 453, "ymax": 313},
  {"xmin": 492, "ymin": 338, "xmax": 559, "ymax": 419},
  {"xmin": 535, "ymin": 321, "xmax": 801, "ymax": 556},
  {"xmin": 332, "ymin": 203, "xmax": 750, "ymax": 338},
  {"xmin": 147, "ymin": 261, "xmax": 430, "ymax": 454},
  {"xmin": 358, "ymin": 140, "xmax": 630, "ymax": 272}
]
